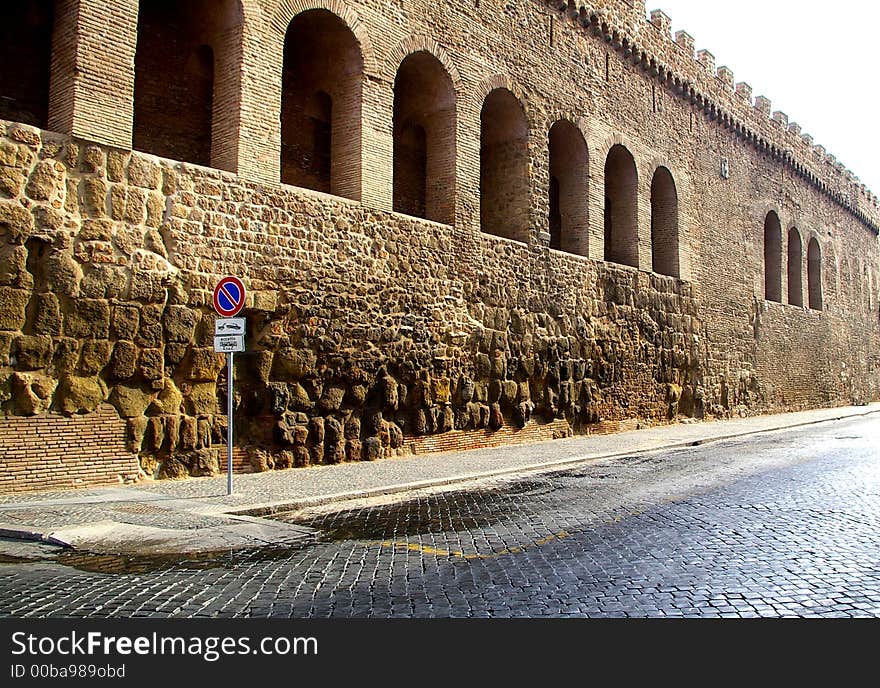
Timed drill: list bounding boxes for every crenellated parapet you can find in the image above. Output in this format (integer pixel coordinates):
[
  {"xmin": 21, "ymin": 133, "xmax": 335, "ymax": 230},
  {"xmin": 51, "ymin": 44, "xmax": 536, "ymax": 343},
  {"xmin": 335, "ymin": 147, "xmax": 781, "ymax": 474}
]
[{"xmin": 542, "ymin": 1, "xmax": 880, "ymax": 234}]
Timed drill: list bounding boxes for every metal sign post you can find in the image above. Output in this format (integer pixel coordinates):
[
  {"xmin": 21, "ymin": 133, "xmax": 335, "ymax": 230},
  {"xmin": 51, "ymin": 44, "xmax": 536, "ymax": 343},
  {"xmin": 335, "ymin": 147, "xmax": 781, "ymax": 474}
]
[
  {"xmin": 226, "ymin": 351, "xmax": 234, "ymax": 496},
  {"xmin": 213, "ymin": 277, "xmax": 247, "ymax": 496}
]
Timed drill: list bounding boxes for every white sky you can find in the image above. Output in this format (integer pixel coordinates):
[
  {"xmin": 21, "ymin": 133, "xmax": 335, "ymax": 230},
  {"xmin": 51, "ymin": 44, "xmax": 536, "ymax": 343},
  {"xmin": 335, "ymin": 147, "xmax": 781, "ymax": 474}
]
[{"xmin": 645, "ymin": 0, "xmax": 880, "ymax": 195}]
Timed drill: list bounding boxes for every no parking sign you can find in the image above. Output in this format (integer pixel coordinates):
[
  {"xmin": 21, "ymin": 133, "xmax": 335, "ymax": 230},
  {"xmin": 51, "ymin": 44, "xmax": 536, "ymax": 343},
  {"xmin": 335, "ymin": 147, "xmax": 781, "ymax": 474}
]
[{"xmin": 213, "ymin": 276, "xmax": 246, "ymax": 317}]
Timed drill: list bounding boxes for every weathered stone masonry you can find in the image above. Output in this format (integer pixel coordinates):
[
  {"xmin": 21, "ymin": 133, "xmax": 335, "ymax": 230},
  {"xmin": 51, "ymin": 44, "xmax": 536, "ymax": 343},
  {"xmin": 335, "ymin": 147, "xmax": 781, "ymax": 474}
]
[{"xmin": 0, "ymin": 0, "xmax": 878, "ymax": 492}]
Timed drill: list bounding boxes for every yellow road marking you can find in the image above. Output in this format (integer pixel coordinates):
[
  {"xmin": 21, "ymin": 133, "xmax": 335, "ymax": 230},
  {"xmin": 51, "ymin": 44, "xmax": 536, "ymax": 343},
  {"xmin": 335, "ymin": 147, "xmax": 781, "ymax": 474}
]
[{"xmin": 379, "ymin": 531, "xmax": 570, "ymax": 560}]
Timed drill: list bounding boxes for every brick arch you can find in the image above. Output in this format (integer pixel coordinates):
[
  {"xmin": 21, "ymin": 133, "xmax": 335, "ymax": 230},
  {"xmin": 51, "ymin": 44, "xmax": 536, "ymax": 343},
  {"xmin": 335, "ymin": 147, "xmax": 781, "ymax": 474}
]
[
  {"xmin": 388, "ymin": 36, "xmax": 462, "ymax": 90},
  {"xmin": 544, "ymin": 111, "xmax": 592, "ymax": 153},
  {"xmin": 644, "ymin": 158, "xmax": 686, "ymax": 231},
  {"xmin": 279, "ymin": 5, "xmax": 365, "ymax": 199},
  {"xmin": 474, "ymin": 74, "xmax": 527, "ymax": 112},
  {"xmin": 269, "ymin": 0, "xmax": 377, "ymax": 75},
  {"xmin": 592, "ymin": 132, "xmax": 641, "ymax": 176},
  {"xmin": 133, "ymin": 0, "xmax": 245, "ymax": 169},
  {"xmin": 643, "ymin": 157, "xmax": 683, "ymax": 190}
]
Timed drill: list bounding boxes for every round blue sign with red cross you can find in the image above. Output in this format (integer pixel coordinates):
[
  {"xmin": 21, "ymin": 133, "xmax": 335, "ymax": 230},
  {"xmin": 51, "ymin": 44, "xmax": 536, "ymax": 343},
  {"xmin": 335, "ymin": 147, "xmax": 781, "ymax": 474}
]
[{"xmin": 213, "ymin": 276, "xmax": 246, "ymax": 317}]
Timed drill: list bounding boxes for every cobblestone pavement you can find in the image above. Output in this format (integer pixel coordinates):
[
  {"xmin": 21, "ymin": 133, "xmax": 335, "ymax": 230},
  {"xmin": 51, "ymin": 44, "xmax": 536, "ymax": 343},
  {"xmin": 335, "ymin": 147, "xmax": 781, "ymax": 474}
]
[{"xmin": 1, "ymin": 416, "xmax": 878, "ymax": 618}]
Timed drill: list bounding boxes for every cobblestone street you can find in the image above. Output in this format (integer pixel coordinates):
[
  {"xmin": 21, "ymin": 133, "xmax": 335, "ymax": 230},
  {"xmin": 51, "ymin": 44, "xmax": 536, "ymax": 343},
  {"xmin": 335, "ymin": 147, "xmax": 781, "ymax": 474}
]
[{"xmin": 1, "ymin": 416, "xmax": 878, "ymax": 618}]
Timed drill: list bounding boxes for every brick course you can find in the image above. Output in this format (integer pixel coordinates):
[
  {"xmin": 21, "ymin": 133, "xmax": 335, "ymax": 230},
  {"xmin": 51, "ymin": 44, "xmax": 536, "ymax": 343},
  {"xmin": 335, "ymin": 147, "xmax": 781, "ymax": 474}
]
[{"xmin": 0, "ymin": 404, "xmax": 138, "ymax": 493}]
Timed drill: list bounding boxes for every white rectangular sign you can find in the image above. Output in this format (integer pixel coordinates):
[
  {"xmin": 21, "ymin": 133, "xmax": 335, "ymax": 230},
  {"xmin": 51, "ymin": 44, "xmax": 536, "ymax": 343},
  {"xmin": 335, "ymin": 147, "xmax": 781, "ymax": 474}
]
[
  {"xmin": 214, "ymin": 335, "xmax": 245, "ymax": 353},
  {"xmin": 215, "ymin": 317, "xmax": 246, "ymax": 336}
]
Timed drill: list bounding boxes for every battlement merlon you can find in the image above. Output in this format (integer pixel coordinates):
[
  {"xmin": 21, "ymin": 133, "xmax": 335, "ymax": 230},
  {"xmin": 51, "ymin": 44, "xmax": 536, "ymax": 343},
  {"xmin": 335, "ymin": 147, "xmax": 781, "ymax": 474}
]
[{"xmin": 540, "ymin": 2, "xmax": 880, "ymax": 226}]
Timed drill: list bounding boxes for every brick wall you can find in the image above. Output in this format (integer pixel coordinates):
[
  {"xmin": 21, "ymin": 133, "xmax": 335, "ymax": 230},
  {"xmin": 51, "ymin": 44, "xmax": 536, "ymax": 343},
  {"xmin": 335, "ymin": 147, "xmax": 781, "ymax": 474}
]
[{"xmin": 0, "ymin": 404, "xmax": 139, "ymax": 493}]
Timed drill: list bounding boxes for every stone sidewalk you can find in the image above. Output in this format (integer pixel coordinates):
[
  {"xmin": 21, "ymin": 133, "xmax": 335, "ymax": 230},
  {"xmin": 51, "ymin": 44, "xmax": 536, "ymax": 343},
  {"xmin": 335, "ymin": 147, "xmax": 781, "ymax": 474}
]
[{"xmin": 1, "ymin": 403, "xmax": 877, "ymax": 556}]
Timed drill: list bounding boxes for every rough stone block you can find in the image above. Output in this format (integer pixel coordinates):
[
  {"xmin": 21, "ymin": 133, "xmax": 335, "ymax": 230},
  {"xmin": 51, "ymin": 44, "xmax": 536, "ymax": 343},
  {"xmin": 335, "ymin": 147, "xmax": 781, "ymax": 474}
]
[
  {"xmin": 12, "ymin": 335, "xmax": 53, "ymax": 370},
  {"xmin": 145, "ymin": 195, "xmax": 165, "ymax": 228},
  {"xmin": 55, "ymin": 375, "xmax": 106, "ymax": 415},
  {"xmin": 148, "ymin": 378, "xmax": 183, "ymax": 415},
  {"xmin": 183, "ymin": 347, "xmax": 225, "ymax": 381},
  {"xmin": 111, "ymin": 304, "xmax": 140, "ymax": 341},
  {"xmin": 180, "ymin": 416, "xmax": 198, "ymax": 450},
  {"xmin": 126, "ymin": 415, "xmax": 148, "ymax": 454},
  {"xmin": 32, "ymin": 205, "xmax": 64, "ymax": 233},
  {"xmin": 135, "ymin": 305, "xmax": 164, "ymax": 348},
  {"xmin": 145, "ymin": 416, "xmax": 165, "ymax": 453},
  {"xmin": 80, "ymin": 145, "xmax": 105, "ymax": 173},
  {"xmin": 163, "ymin": 305, "xmax": 197, "ymax": 343},
  {"xmin": 80, "ymin": 178, "xmax": 107, "ymax": 216},
  {"xmin": 129, "ymin": 269, "xmax": 166, "ymax": 304},
  {"xmin": 184, "ymin": 382, "xmax": 220, "ymax": 416},
  {"xmin": 128, "ymin": 155, "xmax": 161, "ymax": 190},
  {"xmin": 362, "ymin": 437, "xmax": 381, "ymax": 461},
  {"xmin": 0, "ymin": 287, "xmax": 29, "ymax": 331},
  {"xmin": 108, "ymin": 384, "xmax": 154, "ymax": 418},
  {"xmin": 25, "ymin": 160, "xmax": 65, "ymax": 202},
  {"xmin": 0, "ymin": 200, "xmax": 34, "ymax": 244},
  {"xmin": 0, "ymin": 138, "xmax": 34, "ymax": 168},
  {"xmin": 0, "ymin": 166, "xmax": 25, "ymax": 198},
  {"xmin": 79, "ymin": 339, "xmax": 112, "ymax": 376},
  {"xmin": 139, "ymin": 347, "xmax": 164, "ymax": 381},
  {"xmin": 164, "ymin": 342, "xmax": 188, "ymax": 366},
  {"xmin": 271, "ymin": 347, "xmax": 317, "ymax": 380},
  {"xmin": 107, "ymin": 151, "xmax": 127, "ymax": 183},
  {"xmin": 79, "ymin": 218, "xmax": 113, "ymax": 242},
  {"xmin": 293, "ymin": 446, "xmax": 310, "ymax": 467},
  {"xmin": 0, "ymin": 244, "xmax": 27, "ymax": 287},
  {"xmin": 11, "ymin": 371, "xmax": 56, "ymax": 415},
  {"xmin": 319, "ymin": 386, "xmax": 345, "ymax": 412},
  {"xmin": 64, "ymin": 299, "xmax": 110, "ymax": 339},
  {"xmin": 164, "ymin": 415, "xmax": 180, "ymax": 452},
  {"xmin": 309, "ymin": 416, "xmax": 325, "ymax": 444},
  {"xmin": 44, "ymin": 252, "xmax": 82, "ymax": 297},
  {"xmin": 345, "ymin": 384, "xmax": 367, "ymax": 407},
  {"xmin": 79, "ymin": 265, "xmax": 126, "ymax": 299},
  {"xmin": 346, "ymin": 438, "xmax": 362, "ymax": 462},
  {"xmin": 124, "ymin": 187, "xmax": 147, "ymax": 224}
]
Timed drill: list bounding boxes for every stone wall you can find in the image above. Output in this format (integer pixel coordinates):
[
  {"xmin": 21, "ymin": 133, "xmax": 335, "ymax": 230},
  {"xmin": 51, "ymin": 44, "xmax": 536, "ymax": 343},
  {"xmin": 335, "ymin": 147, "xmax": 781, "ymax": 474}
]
[
  {"xmin": 0, "ymin": 0, "xmax": 878, "ymax": 492},
  {"xmin": 0, "ymin": 122, "xmax": 710, "ymax": 485}
]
